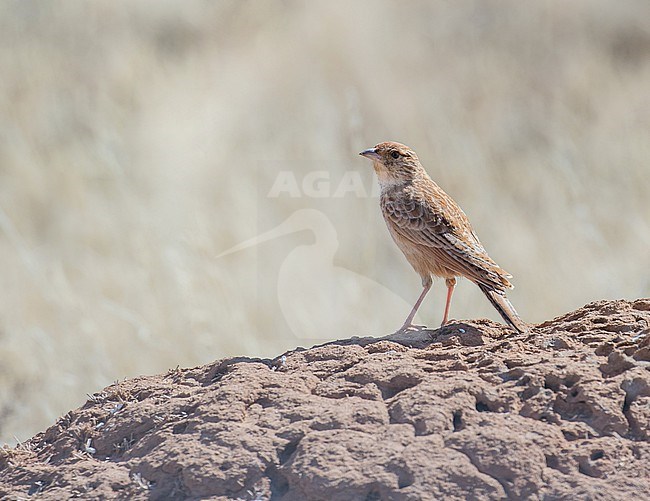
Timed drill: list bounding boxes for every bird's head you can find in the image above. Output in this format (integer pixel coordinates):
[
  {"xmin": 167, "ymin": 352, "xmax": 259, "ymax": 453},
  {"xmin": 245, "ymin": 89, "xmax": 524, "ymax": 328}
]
[{"xmin": 359, "ymin": 141, "xmax": 423, "ymax": 187}]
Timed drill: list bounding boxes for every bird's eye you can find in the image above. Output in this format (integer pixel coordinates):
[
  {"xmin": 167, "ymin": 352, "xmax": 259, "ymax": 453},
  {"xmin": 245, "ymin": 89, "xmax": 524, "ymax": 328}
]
[{"xmin": 390, "ymin": 151, "xmax": 400, "ymax": 159}]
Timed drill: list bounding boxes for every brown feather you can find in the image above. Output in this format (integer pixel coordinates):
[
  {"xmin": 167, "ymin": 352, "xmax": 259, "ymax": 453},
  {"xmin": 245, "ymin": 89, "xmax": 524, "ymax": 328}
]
[{"xmin": 362, "ymin": 141, "xmax": 527, "ymax": 332}]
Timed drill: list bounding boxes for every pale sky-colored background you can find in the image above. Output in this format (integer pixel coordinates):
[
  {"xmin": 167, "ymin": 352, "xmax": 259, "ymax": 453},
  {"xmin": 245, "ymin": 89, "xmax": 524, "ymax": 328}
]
[{"xmin": 1, "ymin": 0, "xmax": 649, "ymax": 443}]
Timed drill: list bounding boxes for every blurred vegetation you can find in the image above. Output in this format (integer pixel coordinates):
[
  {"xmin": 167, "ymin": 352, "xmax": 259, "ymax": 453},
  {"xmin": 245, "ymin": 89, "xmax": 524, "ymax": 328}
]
[{"xmin": 0, "ymin": 0, "xmax": 648, "ymax": 443}]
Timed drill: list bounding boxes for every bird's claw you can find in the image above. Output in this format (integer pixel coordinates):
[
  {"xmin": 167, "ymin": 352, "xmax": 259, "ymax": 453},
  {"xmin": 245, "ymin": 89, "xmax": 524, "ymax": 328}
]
[{"xmin": 397, "ymin": 323, "xmax": 427, "ymax": 333}]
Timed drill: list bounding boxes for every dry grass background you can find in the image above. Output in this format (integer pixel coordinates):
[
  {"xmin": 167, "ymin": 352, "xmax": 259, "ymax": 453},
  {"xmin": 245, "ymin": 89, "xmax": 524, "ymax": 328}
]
[{"xmin": 0, "ymin": 0, "xmax": 648, "ymax": 444}]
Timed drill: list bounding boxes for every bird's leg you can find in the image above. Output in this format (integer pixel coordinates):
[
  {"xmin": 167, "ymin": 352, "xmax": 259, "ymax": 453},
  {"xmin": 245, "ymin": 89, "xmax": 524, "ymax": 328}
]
[
  {"xmin": 441, "ymin": 277, "xmax": 456, "ymax": 326},
  {"xmin": 400, "ymin": 277, "xmax": 432, "ymax": 330}
]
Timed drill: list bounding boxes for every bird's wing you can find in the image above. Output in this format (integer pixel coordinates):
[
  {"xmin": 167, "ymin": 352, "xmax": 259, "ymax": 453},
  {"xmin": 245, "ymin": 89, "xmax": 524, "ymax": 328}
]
[{"xmin": 382, "ymin": 192, "xmax": 512, "ymax": 290}]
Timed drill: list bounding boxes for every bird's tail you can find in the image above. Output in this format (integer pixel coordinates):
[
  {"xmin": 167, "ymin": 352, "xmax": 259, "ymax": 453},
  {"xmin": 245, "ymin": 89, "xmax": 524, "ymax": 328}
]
[{"xmin": 477, "ymin": 283, "xmax": 528, "ymax": 333}]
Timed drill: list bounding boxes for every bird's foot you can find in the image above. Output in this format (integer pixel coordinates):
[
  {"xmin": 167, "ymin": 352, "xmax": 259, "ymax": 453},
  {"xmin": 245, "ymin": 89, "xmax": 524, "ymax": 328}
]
[
  {"xmin": 397, "ymin": 323, "xmax": 427, "ymax": 333},
  {"xmin": 440, "ymin": 318, "xmax": 458, "ymax": 328}
]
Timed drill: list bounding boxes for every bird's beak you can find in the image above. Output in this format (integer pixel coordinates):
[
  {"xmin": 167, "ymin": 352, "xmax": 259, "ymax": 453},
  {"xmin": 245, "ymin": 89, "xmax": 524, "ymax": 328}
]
[{"xmin": 359, "ymin": 148, "xmax": 381, "ymax": 161}]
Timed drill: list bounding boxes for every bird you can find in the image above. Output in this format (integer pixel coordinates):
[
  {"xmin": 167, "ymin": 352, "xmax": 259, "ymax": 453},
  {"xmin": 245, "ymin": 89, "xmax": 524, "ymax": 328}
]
[{"xmin": 359, "ymin": 141, "xmax": 528, "ymax": 333}]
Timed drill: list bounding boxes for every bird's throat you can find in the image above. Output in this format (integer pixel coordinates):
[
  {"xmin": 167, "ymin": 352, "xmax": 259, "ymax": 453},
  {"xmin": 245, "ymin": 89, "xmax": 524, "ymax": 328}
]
[{"xmin": 373, "ymin": 162, "xmax": 405, "ymax": 191}]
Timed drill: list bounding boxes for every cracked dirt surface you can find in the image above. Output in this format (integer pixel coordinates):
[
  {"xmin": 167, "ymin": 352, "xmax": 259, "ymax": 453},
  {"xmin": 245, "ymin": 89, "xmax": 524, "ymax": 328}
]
[{"xmin": 1, "ymin": 299, "xmax": 650, "ymax": 500}]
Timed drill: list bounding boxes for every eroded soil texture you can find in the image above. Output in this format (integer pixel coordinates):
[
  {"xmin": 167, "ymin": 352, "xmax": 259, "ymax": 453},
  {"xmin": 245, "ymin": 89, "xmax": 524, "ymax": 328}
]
[{"xmin": 2, "ymin": 299, "xmax": 650, "ymax": 500}]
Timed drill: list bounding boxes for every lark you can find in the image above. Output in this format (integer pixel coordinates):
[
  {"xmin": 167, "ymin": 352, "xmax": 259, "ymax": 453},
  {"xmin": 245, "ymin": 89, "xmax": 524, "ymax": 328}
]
[{"xmin": 360, "ymin": 141, "xmax": 527, "ymax": 333}]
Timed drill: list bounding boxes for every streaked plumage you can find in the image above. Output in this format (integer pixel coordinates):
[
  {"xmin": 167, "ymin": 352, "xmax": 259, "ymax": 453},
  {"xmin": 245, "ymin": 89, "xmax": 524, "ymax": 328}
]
[{"xmin": 360, "ymin": 141, "xmax": 527, "ymax": 333}]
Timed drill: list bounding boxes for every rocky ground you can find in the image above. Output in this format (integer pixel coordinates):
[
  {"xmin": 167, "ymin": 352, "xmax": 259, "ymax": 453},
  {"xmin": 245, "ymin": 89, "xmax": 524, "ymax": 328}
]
[{"xmin": 1, "ymin": 299, "xmax": 649, "ymax": 500}]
